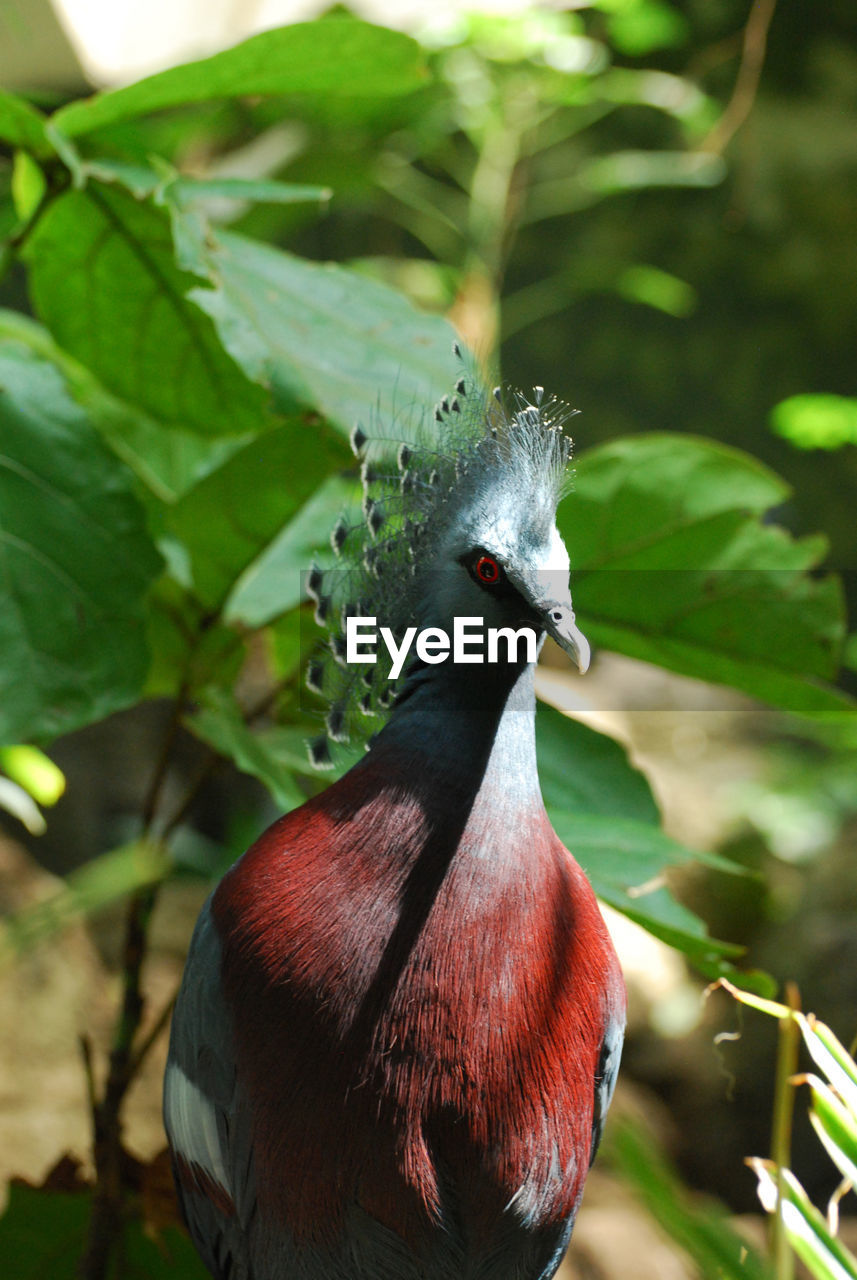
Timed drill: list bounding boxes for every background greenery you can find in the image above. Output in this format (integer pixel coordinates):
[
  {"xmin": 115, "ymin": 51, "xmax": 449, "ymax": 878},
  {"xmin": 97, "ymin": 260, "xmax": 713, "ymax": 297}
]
[{"xmin": 0, "ymin": 2, "xmax": 855, "ymax": 1277}]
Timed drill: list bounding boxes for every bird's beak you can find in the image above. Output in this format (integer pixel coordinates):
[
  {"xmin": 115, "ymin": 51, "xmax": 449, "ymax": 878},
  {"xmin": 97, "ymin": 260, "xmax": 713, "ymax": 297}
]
[
  {"xmin": 543, "ymin": 601, "xmax": 591, "ymax": 675},
  {"xmin": 507, "ymin": 564, "xmax": 591, "ymax": 675}
]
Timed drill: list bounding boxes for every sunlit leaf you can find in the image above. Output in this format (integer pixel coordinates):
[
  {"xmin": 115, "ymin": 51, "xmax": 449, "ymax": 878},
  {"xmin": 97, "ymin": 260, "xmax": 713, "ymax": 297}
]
[
  {"xmin": 605, "ymin": 0, "xmax": 690, "ymax": 55},
  {"xmin": 615, "ymin": 263, "xmax": 696, "ymax": 317},
  {"xmin": 52, "ymin": 18, "xmax": 427, "ymax": 139},
  {"xmin": 548, "ymin": 808, "xmax": 743, "ymax": 966},
  {"xmin": 751, "ymin": 1161, "xmax": 857, "ymax": 1280},
  {"xmin": 805, "ymin": 1076, "xmax": 857, "ymax": 1187},
  {"xmin": 11, "ymin": 151, "xmax": 46, "ymax": 221},
  {"xmin": 561, "ymin": 435, "xmax": 850, "ymax": 712},
  {"xmin": 177, "ymin": 219, "xmax": 461, "ymax": 436},
  {"xmin": 771, "ymin": 394, "xmax": 857, "ymax": 452},
  {"xmin": 24, "ymin": 184, "xmax": 269, "ymax": 436},
  {"xmin": 0, "ymin": 745, "xmax": 64, "ymax": 805}
]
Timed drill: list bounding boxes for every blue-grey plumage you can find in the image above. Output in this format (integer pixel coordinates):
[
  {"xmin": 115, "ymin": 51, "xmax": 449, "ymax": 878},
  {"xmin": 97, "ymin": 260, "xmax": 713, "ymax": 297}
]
[{"xmin": 164, "ymin": 356, "xmax": 625, "ymax": 1280}]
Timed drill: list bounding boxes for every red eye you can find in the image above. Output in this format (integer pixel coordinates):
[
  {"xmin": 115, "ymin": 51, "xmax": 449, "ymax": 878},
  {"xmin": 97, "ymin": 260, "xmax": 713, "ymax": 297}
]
[{"xmin": 475, "ymin": 555, "xmax": 501, "ymax": 584}]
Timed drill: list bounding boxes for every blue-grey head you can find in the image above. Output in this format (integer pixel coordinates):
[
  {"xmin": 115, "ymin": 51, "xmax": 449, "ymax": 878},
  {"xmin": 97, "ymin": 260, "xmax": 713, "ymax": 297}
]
[{"xmin": 306, "ymin": 353, "xmax": 588, "ymax": 766}]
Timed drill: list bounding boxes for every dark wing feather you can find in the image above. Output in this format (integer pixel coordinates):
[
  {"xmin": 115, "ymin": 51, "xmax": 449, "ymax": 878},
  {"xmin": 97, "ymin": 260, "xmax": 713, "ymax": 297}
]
[
  {"xmin": 164, "ymin": 897, "xmax": 256, "ymax": 1279},
  {"xmin": 590, "ymin": 1015, "xmax": 624, "ymax": 1168}
]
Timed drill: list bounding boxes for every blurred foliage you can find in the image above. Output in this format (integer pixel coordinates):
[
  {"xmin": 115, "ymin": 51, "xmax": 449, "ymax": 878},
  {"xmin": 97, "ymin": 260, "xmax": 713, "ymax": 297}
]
[
  {"xmin": 771, "ymin": 394, "xmax": 857, "ymax": 452},
  {"xmin": 0, "ymin": 0, "xmax": 855, "ymax": 1275},
  {"xmin": 609, "ymin": 1115, "xmax": 775, "ymax": 1280}
]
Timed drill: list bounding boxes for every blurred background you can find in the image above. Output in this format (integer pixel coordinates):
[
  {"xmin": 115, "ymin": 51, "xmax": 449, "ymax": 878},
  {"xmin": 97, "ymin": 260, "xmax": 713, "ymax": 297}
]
[{"xmin": 1, "ymin": 1, "xmax": 856, "ymax": 1276}]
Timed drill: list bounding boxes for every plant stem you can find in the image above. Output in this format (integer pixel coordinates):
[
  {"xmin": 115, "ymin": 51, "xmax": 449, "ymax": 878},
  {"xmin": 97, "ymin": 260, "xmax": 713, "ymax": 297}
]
[
  {"xmin": 79, "ymin": 691, "xmax": 190, "ymax": 1280},
  {"xmin": 770, "ymin": 981, "xmax": 801, "ymax": 1280}
]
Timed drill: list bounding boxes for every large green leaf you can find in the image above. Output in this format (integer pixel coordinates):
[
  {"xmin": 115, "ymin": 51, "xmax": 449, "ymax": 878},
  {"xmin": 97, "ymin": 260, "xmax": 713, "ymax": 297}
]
[
  {"xmin": 549, "ymin": 808, "xmax": 743, "ymax": 966},
  {"xmin": 538, "ymin": 701, "xmax": 749, "ymax": 971},
  {"xmin": 0, "ymin": 342, "xmax": 162, "ymax": 744},
  {"xmin": 51, "ymin": 18, "xmax": 427, "ymax": 139},
  {"xmin": 171, "ymin": 211, "xmax": 461, "ymax": 437},
  {"xmin": 168, "ymin": 419, "xmax": 348, "ymax": 608},
  {"xmin": 24, "ymin": 184, "xmax": 268, "ymax": 436},
  {"xmin": 560, "ymin": 434, "xmax": 849, "ymax": 712},
  {"xmin": 224, "ymin": 475, "xmax": 356, "ymax": 627},
  {"xmin": 0, "ymin": 308, "xmax": 245, "ymax": 502},
  {"xmin": 536, "ymin": 699, "xmax": 659, "ymax": 824}
]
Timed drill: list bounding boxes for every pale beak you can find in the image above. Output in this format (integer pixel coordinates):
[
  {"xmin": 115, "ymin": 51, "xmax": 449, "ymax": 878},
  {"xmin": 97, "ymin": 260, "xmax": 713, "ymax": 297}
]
[{"xmin": 543, "ymin": 601, "xmax": 591, "ymax": 675}]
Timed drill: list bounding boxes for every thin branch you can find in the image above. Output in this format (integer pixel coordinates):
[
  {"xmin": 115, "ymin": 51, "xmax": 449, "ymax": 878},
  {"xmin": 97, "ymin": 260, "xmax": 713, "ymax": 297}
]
[
  {"xmin": 78, "ymin": 1034, "xmax": 98, "ymax": 1130},
  {"xmin": 80, "ymin": 687, "xmax": 193, "ymax": 1280},
  {"xmin": 128, "ymin": 989, "xmax": 178, "ymax": 1080},
  {"xmin": 701, "ymin": 0, "xmax": 779, "ymax": 155}
]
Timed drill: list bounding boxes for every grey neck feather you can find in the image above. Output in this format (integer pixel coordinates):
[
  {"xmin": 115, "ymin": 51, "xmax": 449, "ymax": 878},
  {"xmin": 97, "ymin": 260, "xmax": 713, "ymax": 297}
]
[{"xmin": 370, "ymin": 654, "xmax": 543, "ymax": 812}]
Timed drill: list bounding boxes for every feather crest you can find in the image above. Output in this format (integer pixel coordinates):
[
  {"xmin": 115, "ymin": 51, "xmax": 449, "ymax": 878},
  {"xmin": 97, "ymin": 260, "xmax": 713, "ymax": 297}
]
[{"xmin": 305, "ymin": 351, "xmax": 578, "ymax": 762}]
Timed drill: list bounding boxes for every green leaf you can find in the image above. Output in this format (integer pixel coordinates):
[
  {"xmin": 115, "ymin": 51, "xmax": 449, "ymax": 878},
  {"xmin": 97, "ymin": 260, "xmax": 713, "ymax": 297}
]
[
  {"xmin": 536, "ymin": 699, "xmax": 659, "ymax": 824},
  {"xmin": 84, "ymin": 157, "xmax": 332, "ymax": 209},
  {"xmin": 0, "ymin": 342, "xmax": 162, "ymax": 743},
  {"xmin": 23, "ymin": 183, "xmax": 268, "ymax": 436},
  {"xmin": 615, "ymin": 263, "xmax": 696, "ymax": 317},
  {"xmin": 224, "ymin": 475, "xmax": 355, "ymax": 627},
  {"xmin": 771, "ymin": 393, "xmax": 857, "ymax": 451},
  {"xmin": 11, "ymin": 151, "xmax": 46, "ymax": 221},
  {"xmin": 178, "ymin": 221, "xmax": 461, "ymax": 436},
  {"xmin": 144, "ymin": 576, "xmax": 246, "ymax": 700},
  {"xmin": 0, "ymin": 89, "xmax": 50, "ymax": 153},
  {"xmin": 174, "ymin": 176, "xmax": 333, "ymax": 207},
  {"xmin": 799, "ymin": 1018, "xmax": 857, "ymax": 1117},
  {"xmin": 561, "ymin": 434, "xmax": 850, "ymax": 713},
  {"xmin": 52, "ymin": 18, "xmax": 427, "ymax": 139},
  {"xmin": 0, "ymin": 309, "xmax": 242, "ymax": 502},
  {"xmin": 806, "ymin": 1076, "xmax": 857, "ymax": 1186},
  {"xmin": 187, "ymin": 689, "xmax": 306, "ymax": 812},
  {"xmin": 547, "ymin": 807, "xmax": 743, "ymax": 965},
  {"xmin": 168, "ymin": 419, "xmax": 348, "ymax": 608},
  {"xmin": 0, "ymin": 841, "xmax": 170, "ymax": 967},
  {"xmin": 605, "ymin": 0, "xmax": 690, "ymax": 55},
  {"xmin": 536, "ymin": 700, "xmax": 748, "ymax": 968},
  {"xmin": 581, "ymin": 149, "xmax": 726, "ymax": 194},
  {"xmin": 0, "ymin": 745, "xmax": 64, "ymax": 805}
]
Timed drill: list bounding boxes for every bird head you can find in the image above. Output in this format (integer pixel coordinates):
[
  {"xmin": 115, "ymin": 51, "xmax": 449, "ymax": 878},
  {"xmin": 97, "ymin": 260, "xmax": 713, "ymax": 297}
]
[{"xmin": 306, "ymin": 351, "xmax": 588, "ymax": 765}]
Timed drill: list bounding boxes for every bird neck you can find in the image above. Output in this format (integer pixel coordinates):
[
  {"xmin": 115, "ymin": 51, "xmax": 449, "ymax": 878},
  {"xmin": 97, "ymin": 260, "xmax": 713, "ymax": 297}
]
[{"xmin": 371, "ymin": 656, "xmax": 541, "ymax": 809}]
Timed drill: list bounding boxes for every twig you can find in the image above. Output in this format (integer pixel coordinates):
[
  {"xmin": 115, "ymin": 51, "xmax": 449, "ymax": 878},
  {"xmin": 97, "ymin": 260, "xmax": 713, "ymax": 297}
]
[
  {"xmin": 78, "ymin": 1034, "xmax": 98, "ymax": 1129},
  {"xmin": 128, "ymin": 989, "xmax": 178, "ymax": 1080},
  {"xmin": 79, "ymin": 691, "xmax": 192, "ymax": 1279},
  {"xmin": 702, "ymin": 0, "xmax": 779, "ymax": 155}
]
